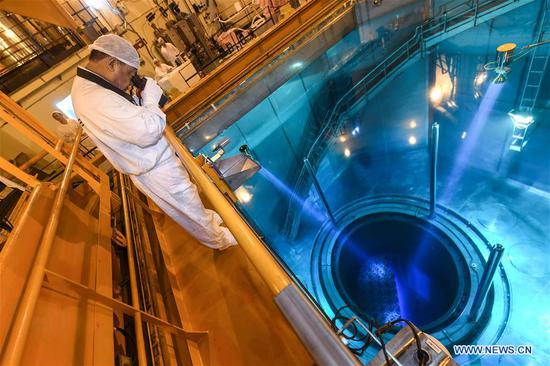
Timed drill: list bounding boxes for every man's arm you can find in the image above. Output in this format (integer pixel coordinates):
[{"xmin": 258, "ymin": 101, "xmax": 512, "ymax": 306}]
[{"xmin": 93, "ymin": 96, "xmax": 166, "ymax": 148}]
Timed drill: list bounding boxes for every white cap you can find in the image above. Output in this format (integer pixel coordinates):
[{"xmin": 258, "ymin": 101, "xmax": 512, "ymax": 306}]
[{"xmin": 89, "ymin": 34, "xmax": 140, "ymax": 69}]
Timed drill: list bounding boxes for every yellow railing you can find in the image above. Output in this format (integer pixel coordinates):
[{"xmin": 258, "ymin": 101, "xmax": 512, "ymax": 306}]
[
  {"xmin": 165, "ymin": 126, "xmax": 292, "ymax": 295},
  {"xmin": 0, "ymin": 127, "xmax": 83, "ymax": 365}
]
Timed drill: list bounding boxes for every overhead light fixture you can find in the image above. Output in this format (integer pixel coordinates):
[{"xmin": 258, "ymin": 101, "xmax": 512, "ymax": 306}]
[
  {"xmin": 290, "ymin": 62, "xmax": 303, "ymax": 70},
  {"xmin": 85, "ymin": 0, "xmax": 107, "ymax": 10},
  {"xmin": 351, "ymin": 126, "xmax": 360, "ymax": 136}
]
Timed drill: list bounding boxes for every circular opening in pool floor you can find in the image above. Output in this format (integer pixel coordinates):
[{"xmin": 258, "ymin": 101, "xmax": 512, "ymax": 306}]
[{"xmin": 332, "ymin": 212, "xmax": 469, "ymax": 331}]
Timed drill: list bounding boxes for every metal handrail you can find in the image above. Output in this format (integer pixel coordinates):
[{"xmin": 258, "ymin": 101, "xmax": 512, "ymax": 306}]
[
  {"xmin": 0, "ymin": 127, "xmax": 83, "ymax": 365},
  {"xmin": 282, "ymin": 0, "xmax": 523, "ymax": 237},
  {"xmin": 308, "ymin": 0, "xmax": 520, "ymax": 163}
]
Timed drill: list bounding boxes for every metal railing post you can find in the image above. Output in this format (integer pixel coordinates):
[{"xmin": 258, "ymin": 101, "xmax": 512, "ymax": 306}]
[
  {"xmin": 429, "ymin": 122, "xmax": 439, "ymax": 217},
  {"xmin": 469, "ymin": 244, "xmax": 505, "ymax": 321},
  {"xmin": 119, "ymin": 173, "xmax": 148, "ymax": 366},
  {"xmin": 474, "ymin": 0, "xmax": 480, "ymax": 26},
  {"xmin": 303, "ymin": 158, "xmax": 336, "ymax": 225},
  {"xmin": 0, "ymin": 128, "xmax": 82, "ymax": 365}
]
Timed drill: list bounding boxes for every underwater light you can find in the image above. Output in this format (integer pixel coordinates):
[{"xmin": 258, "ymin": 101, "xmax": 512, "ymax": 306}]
[
  {"xmin": 430, "ymin": 86, "xmax": 443, "ymax": 104},
  {"xmin": 508, "ymin": 110, "xmax": 534, "ymax": 127},
  {"xmin": 235, "ymin": 186, "xmax": 253, "ymax": 203},
  {"xmin": 474, "ymin": 71, "xmax": 488, "ymax": 86},
  {"xmin": 351, "ymin": 126, "xmax": 360, "ymax": 136},
  {"xmin": 339, "ymin": 134, "xmax": 347, "ymax": 142},
  {"xmin": 408, "ymin": 136, "xmax": 417, "ymax": 145},
  {"xmin": 344, "ymin": 148, "xmax": 351, "ymax": 157},
  {"xmin": 484, "ymin": 43, "xmax": 516, "ymax": 84},
  {"xmin": 409, "ymin": 120, "xmax": 417, "ymax": 128}
]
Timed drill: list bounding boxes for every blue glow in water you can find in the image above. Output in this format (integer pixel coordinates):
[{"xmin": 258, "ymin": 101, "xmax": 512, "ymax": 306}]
[{"xmin": 258, "ymin": 167, "xmax": 328, "ymax": 223}]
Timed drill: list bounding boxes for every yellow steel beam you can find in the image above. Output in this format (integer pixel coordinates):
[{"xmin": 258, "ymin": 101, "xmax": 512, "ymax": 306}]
[
  {"xmin": 42, "ymin": 269, "xmax": 208, "ymax": 342},
  {"xmin": 0, "ymin": 92, "xmax": 58, "ymax": 143},
  {"xmin": 164, "ymin": 127, "xmax": 292, "ymax": 295},
  {"xmin": 0, "ymin": 108, "xmax": 100, "ymax": 192},
  {"xmin": 0, "ymin": 0, "xmax": 79, "ymax": 30},
  {"xmin": 0, "ymin": 127, "xmax": 82, "ymax": 366},
  {"xmin": 0, "ymin": 155, "xmax": 38, "ymax": 188},
  {"xmin": 164, "ymin": 0, "xmax": 348, "ymax": 131}
]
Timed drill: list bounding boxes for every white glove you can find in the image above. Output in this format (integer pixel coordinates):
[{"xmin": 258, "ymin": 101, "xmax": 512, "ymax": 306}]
[{"xmin": 140, "ymin": 77, "xmax": 164, "ymax": 108}]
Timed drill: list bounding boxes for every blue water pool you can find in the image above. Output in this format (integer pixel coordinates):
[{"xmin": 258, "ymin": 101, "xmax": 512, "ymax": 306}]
[{"xmin": 189, "ymin": 0, "xmax": 550, "ymax": 364}]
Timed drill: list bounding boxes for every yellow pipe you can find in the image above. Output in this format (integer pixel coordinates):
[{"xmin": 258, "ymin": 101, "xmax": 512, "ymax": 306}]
[
  {"xmin": 0, "ymin": 128, "xmax": 83, "ymax": 365},
  {"xmin": 119, "ymin": 172, "xmax": 148, "ymax": 366},
  {"xmin": 164, "ymin": 127, "xmax": 292, "ymax": 295}
]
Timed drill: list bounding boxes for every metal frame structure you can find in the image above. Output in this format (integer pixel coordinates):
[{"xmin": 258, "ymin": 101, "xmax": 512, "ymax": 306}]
[
  {"xmin": 0, "ymin": 92, "xmax": 207, "ymax": 366},
  {"xmin": 1, "ymin": 83, "xmax": 361, "ymax": 364}
]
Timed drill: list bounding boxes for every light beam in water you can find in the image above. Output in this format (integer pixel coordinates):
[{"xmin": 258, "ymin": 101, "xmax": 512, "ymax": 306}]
[{"xmin": 441, "ymin": 82, "xmax": 504, "ymax": 203}]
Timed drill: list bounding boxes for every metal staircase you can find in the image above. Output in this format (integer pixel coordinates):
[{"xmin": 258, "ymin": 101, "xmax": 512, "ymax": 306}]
[{"xmin": 281, "ymin": 0, "xmax": 536, "ymax": 239}]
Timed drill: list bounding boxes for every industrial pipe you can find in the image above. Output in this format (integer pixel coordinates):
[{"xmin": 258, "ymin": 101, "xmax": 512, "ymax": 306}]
[
  {"xmin": 119, "ymin": 173, "xmax": 148, "ymax": 366},
  {"xmin": 469, "ymin": 244, "xmax": 505, "ymax": 321},
  {"xmin": 429, "ymin": 122, "xmax": 439, "ymax": 217},
  {"xmin": 0, "ymin": 128, "xmax": 82, "ymax": 365}
]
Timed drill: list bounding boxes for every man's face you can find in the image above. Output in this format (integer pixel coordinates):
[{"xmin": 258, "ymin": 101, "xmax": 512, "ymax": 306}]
[{"xmin": 111, "ymin": 58, "xmax": 137, "ymax": 90}]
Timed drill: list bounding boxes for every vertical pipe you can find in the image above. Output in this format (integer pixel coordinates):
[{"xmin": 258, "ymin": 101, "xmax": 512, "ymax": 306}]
[
  {"xmin": 303, "ymin": 158, "xmax": 336, "ymax": 225},
  {"xmin": 469, "ymin": 244, "xmax": 505, "ymax": 321},
  {"xmin": 474, "ymin": 0, "xmax": 479, "ymax": 26},
  {"xmin": 0, "ymin": 128, "xmax": 82, "ymax": 366},
  {"xmin": 429, "ymin": 122, "xmax": 439, "ymax": 217},
  {"xmin": 119, "ymin": 173, "xmax": 148, "ymax": 366}
]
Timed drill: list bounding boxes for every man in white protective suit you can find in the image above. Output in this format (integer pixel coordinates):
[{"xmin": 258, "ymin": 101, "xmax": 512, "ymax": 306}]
[{"xmin": 71, "ymin": 34, "xmax": 237, "ymax": 250}]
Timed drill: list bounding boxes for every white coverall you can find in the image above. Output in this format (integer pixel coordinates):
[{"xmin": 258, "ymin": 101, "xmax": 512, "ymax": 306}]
[
  {"xmin": 154, "ymin": 63, "xmax": 173, "ymax": 81},
  {"xmin": 56, "ymin": 118, "xmax": 80, "ymax": 144},
  {"xmin": 160, "ymin": 43, "xmax": 181, "ymax": 67},
  {"xmin": 71, "ymin": 68, "xmax": 237, "ymax": 249}
]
